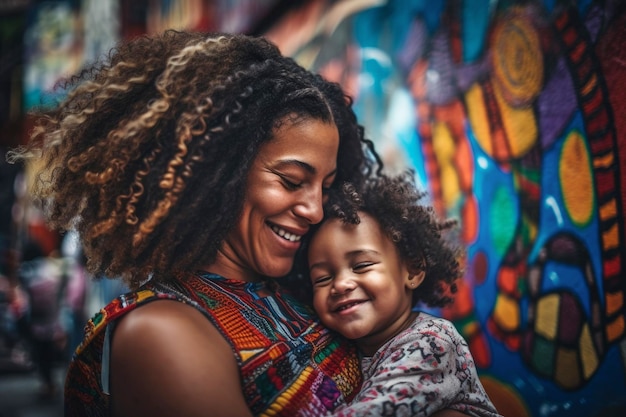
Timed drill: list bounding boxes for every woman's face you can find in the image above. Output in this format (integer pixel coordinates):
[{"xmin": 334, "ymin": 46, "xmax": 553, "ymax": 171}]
[{"xmin": 210, "ymin": 116, "xmax": 339, "ymax": 282}]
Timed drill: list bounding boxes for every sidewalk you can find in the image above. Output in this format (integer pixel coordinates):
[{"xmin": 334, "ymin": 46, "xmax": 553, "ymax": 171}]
[{"xmin": 0, "ymin": 365, "xmax": 64, "ymax": 417}]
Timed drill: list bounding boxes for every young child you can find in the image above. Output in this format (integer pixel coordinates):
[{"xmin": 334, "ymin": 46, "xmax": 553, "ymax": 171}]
[{"xmin": 307, "ymin": 173, "xmax": 501, "ymax": 417}]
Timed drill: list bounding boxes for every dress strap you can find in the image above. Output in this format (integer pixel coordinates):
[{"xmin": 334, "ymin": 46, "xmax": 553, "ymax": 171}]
[{"xmin": 101, "ymin": 322, "xmax": 115, "ymax": 395}]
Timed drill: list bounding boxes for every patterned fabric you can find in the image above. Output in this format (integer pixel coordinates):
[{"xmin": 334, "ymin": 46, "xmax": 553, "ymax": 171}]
[
  {"xmin": 332, "ymin": 312, "xmax": 501, "ymax": 417},
  {"xmin": 64, "ymin": 272, "xmax": 362, "ymax": 417}
]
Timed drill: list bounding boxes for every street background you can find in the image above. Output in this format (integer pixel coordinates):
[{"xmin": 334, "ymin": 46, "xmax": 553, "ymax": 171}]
[{"xmin": 1, "ymin": 1, "xmax": 626, "ymax": 416}]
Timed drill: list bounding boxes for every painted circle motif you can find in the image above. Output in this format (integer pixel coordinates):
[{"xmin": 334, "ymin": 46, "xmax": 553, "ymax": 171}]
[
  {"xmin": 559, "ymin": 130, "xmax": 594, "ymax": 226},
  {"xmin": 489, "ymin": 185, "xmax": 518, "ymax": 257},
  {"xmin": 491, "ymin": 13, "xmax": 544, "ymax": 106}
]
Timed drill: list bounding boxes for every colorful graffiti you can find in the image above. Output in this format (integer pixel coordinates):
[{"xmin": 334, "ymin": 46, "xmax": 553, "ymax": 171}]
[
  {"xmin": 266, "ymin": 0, "xmax": 626, "ymax": 416},
  {"xmin": 12, "ymin": 0, "xmax": 626, "ymax": 415}
]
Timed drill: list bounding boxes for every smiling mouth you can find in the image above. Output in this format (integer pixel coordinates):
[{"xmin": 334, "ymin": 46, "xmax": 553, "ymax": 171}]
[
  {"xmin": 335, "ymin": 301, "xmax": 365, "ymax": 312},
  {"xmin": 270, "ymin": 225, "xmax": 302, "ymax": 242}
]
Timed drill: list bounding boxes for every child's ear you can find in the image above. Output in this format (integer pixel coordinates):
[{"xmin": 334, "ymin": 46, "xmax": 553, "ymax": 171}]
[{"xmin": 406, "ymin": 270, "xmax": 426, "ymax": 289}]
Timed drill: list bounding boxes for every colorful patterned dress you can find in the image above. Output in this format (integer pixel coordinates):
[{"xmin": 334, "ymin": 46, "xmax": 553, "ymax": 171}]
[
  {"xmin": 64, "ymin": 272, "xmax": 362, "ymax": 416},
  {"xmin": 332, "ymin": 312, "xmax": 501, "ymax": 417}
]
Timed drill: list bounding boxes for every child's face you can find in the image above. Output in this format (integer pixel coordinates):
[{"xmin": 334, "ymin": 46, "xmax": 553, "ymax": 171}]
[{"xmin": 308, "ymin": 212, "xmax": 416, "ymax": 355}]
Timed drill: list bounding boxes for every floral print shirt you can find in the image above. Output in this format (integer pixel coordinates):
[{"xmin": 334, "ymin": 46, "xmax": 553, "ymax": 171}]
[{"xmin": 332, "ymin": 312, "xmax": 501, "ymax": 417}]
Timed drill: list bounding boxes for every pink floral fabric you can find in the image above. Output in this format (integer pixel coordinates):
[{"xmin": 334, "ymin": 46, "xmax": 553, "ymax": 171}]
[{"xmin": 332, "ymin": 312, "xmax": 502, "ymax": 417}]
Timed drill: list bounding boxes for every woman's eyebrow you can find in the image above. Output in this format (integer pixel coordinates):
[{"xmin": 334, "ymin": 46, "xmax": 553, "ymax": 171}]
[
  {"xmin": 274, "ymin": 159, "xmax": 337, "ymax": 179},
  {"xmin": 274, "ymin": 159, "xmax": 316, "ymax": 174}
]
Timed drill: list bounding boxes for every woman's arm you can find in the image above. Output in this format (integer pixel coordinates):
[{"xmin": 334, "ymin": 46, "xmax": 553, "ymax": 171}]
[{"xmin": 110, "ymin": 300, "xmax": 253, "ymax": 417}]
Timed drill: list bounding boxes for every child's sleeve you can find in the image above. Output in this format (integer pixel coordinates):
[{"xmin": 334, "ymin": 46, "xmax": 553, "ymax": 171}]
[{"xmin": 331, "ymin": 317, "xmax": 501, "ymax": 417}]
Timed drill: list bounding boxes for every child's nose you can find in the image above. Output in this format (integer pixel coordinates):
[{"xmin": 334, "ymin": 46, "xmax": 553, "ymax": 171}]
[{"xmin": 330, "ymin": 272, "xmax": 356, "ymax": 295}]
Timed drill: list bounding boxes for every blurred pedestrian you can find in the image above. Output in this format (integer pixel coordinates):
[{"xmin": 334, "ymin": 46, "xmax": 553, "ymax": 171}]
[{"xmin": 18, "ymin": 240, "xmax": 68, "ymax": 399}]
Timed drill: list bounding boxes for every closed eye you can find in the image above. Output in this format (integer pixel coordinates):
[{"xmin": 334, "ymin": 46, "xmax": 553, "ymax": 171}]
[
  {"xmin": 312, "ymin": 275, "xmax": 332, "ymax": 286},
  {"xmin": 281, "ymin": 177, "xmax": 302, "ymax": 190},
  {"xmin": 273, "ymin": 172, "xmax": 302, "ymax": 190},
  {"xmin": 353, "ymin": 262, "xmax": 375, "ymax": 272}
]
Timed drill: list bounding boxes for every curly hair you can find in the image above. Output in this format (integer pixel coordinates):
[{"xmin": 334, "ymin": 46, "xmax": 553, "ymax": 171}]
[
  {"xmin": 9, "ymin": 30, "xmax": 381, "ymax": 288},
  {"xmin": 320, "ymin": 172, "xmax": 462, "ymax": 308}
]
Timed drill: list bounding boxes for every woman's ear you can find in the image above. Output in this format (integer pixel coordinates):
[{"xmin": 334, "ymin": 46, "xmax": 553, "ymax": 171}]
[{"xmin": 406, "ymin": 269, "xmax": 426, "ymax": 289}]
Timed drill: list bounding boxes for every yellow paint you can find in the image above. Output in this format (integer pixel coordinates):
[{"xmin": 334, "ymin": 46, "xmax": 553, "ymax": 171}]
[
  {"xmin": 593, "ymin": 151, "xmax": 614, "ymax": 169},
  {"xmin": 441, "ymin": 165, "xmax": 461, "ymax": 208},
  {"xmin": 491, "ymin": 16, "xmax": 544, "ymax": 105},
  {"xmin": 599, "ymin": 199, "xmax": 617, "ymax": 220},
  {"xmin": 559, "ymin": 131, "xmax": 594, "ymax": 226},
  {"xmin": 432, "ymin": 121, "xmax": 455, "ymax": 159},
  {"xmin": 494, "ymin": 293, "xmax": 520, "ymax": 331},
  {"xmin": 465, "ymin": 84, "xmax": 493, "ymax": 155},
  {"xmin": 494, "ymin": 83, "xmax": 537, "ymax": 158},
  {"xmin": 535, "ymin": 294, "xmax": 559, "ymax": 340},
  {"xmin": 579, "ymin": 323, "xmax": 599, "ymax": 379},
  {"xmin": 462, "ymin": 320, "xmax": 480, "ymax": 337},
  {"xmin": 433, "ymin": 122, "xmax": 461, "ymax": 207}
]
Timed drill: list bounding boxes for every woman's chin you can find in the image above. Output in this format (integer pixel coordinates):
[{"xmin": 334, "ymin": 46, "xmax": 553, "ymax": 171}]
[{"xmin": 261, "ymin": 262, "xmax": 294, "ymax": 279}]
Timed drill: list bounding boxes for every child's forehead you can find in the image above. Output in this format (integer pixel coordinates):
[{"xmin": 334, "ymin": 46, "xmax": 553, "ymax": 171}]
[
  {"xmin": 312, "ymin": 212, "xmax": 386, "ymax": 245},
  {"xmin": 309, "ymin": 217, "xmax": 350, "ymax": 247},
  {"xmin": 308, "ymin": 211, "xmax": 405, "ymax": 269}
]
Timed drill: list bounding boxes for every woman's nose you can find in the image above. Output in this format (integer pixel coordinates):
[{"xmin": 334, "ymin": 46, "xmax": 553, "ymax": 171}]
[{"xmin": 293, "ymin": 186, "xmax": 324, "ymax": 224}]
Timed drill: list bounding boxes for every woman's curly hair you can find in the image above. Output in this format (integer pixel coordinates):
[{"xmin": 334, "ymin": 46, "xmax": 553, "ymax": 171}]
[
  {"xmin": 9, "ymin": 30, "xmax": 381, "ymax": 288},
  {"xmin": 319, "ymin": 172, "xmax": 462, "ymax": 308}
]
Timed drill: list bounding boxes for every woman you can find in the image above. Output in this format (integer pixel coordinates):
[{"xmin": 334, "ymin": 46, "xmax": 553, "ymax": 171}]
[{"xmin": 9, "ymin": 31, "xmax": 380, "ymax": 416}]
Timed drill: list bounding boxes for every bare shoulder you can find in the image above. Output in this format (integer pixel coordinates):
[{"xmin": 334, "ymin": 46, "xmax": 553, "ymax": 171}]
[{"xmin": 110, "ymin": 299, "xmax": 252, "ymax": 417}]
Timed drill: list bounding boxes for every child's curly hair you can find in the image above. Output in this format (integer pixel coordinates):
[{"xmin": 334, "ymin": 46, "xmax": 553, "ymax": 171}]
[
  {"xmin": 9, "ymin": 30, "xmax": 381, "ymax": 288},
  {"xmin": 320, "ymin": 172, "xmax": 462, "ymax": 307}
]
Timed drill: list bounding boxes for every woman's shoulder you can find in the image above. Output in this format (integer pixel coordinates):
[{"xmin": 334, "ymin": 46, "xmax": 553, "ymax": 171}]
[
  {"xmin": 110, "ymin": 297, "xmax": 231, "ymax": 373},
  {"xmin": 112, "ymin": 296, "xmax": 216, "ymax": 339},
  {"xmin": 108, "ymin": 292, "xmax": 252, "ymax": 416},
  {"xmin": 75, "ymin": 286, "xmax": 181, "ymax": 352},
  {"xmin": 65, "ymin": 284, "xmax": 229, "ymax": 416}
]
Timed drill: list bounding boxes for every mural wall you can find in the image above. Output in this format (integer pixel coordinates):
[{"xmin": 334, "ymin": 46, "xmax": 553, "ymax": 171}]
[
  {"xmin": 3, "ymin": 0, "xmax": 625, "ymax": 416},
  {"xmin": 265, "ymin": 1, "xmax": 626, "ymax": 416}
]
